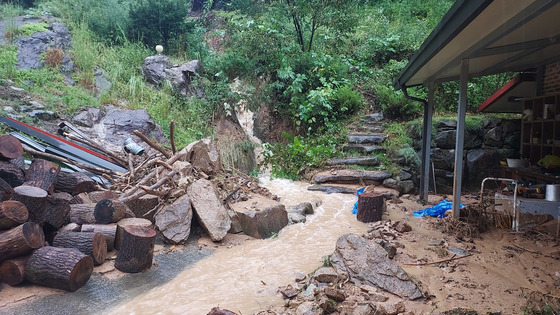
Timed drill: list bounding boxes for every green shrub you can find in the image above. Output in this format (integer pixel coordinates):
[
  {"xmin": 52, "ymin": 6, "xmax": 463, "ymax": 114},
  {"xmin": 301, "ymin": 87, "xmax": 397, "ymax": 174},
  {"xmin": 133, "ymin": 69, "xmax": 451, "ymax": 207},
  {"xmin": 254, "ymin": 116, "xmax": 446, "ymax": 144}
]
[{"xmin": 1, "ymin": 0, "xmax": 35, "ymax": 9}]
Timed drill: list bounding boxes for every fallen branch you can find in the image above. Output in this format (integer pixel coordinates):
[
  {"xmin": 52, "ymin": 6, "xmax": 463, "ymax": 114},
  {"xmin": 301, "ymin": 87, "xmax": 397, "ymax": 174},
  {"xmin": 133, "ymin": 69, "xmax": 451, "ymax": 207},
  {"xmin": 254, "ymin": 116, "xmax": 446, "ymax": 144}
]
[
  {"xmin": 133, "ymin": 130, "xmax": 171, "ymax": 159},
  {"xmin": 513, "ymin": 243, "xmax": 560, "ymax": 260},
  {"xmin": 402, "ymin": 254, "xmax": 472, "ymax": 266},
  {"xmin": 169, "ymin": 121, "xmax": 176, "ymax": 155},
  {"xmin": 119, "ymin": 170, "xmax": 177, "ymax": 203},
  {"xmin": 223, "ymin": 162, "xmax": 251, "ymax": 180},
  {"xmin": 139, "ymin": 185, "xmax": 168, "ymax": 197}
]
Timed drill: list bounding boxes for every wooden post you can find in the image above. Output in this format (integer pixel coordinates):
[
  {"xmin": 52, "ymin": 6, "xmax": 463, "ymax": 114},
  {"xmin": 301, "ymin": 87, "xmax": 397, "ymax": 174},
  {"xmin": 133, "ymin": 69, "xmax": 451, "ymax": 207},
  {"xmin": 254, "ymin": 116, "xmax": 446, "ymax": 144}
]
[
  {"xmin": 0, "ymin": 222, "xmax": 44, "ymax": 263},
  {"xmin": 11, "ymin": 185, "xmax": 48, "ymax": 226},
  {"xmin": 0, "ymin": 255, "xmax": 30, "ymax": 286},
  {"xmin": 25, "ymin": 246, "xmax": 93, "ymax": 292},
  {"xmin": 356, "ymin": 193, "xmax": 385, "ymax": 223},
  {"xmin": 53, "ymin": 231, "xmax": 107, "ymax": 265},
  {"xmin": 115, "ymin": 225, "xmax": 156, "ymax": 273},
  {"xmin": 0, "ymin": 200, "xmax": 28, "ymax": 230}
]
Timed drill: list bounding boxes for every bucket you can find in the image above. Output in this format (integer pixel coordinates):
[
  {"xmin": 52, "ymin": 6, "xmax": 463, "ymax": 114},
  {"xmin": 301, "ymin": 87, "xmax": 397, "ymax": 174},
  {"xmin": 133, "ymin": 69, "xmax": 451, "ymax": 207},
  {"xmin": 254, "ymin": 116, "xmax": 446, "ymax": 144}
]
[{"xmin": 545, "ymin": 184, "xmax": 560, "ymax": 201}]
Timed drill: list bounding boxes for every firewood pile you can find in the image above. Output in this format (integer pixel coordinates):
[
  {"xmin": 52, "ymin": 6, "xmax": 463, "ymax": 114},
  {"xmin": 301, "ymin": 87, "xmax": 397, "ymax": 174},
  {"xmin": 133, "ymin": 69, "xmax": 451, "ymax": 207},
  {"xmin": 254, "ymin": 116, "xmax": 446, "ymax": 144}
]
[{"xmin": 0, "ymin": 125, "xmax": 270, "ymax": 292}]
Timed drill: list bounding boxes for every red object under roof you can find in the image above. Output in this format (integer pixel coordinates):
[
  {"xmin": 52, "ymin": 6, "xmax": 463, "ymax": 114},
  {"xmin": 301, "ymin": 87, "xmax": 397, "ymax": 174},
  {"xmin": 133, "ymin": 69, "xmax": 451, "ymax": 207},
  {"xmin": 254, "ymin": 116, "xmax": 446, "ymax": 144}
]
[{"xmin": 478, "ymin": 73, "xmax": 536, "ymax": 113}]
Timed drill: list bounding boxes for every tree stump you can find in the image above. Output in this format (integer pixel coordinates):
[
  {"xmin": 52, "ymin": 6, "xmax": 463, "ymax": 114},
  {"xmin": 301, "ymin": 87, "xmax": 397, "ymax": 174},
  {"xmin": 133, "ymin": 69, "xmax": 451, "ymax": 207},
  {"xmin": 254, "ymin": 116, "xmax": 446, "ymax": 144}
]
[
  {"xmin": 0, "ymin": 160, "xmax": 24, "ymax": 187},
  {"xmin": 115, "ymin": 225, "xmax": 156, "ymax": 273},
  {"xmin": 356, "ymin": 193, "xmax": 385, "ymax": 223},
  {"xmin": 44, "ymin": 192, "xmax": 72, "ymax": 232},
  {"xmin": 0, "ymin": 255, "xmax": 30, "ymax": 286},
  {"xmin": 68, "ymin": 203, "xmax": 97, "ymax": 225},
  {"xmin": 94, "ymin": 199, "xmax": 131, "ymax": 224},
  {"xmin": 81, "ymin": 224, "xmax": 117, "ymax": 251},
  {"xmin": 0, "ymin": 134, "xmax": 23, "ymax": 160},
  {"xmin": 23, "ymin": 159, "xmax": 60, "ymax": 194},
  {"xmin": 55, "ymin": 171, "xmax": 97, "ymax": 196},
  {"xmin": 11, "ymin": 185, "xmax": 48, "ymax": 226},
  {"xmin": 0, "ymin": 222, "xmax": 44, "ymax": 263},
  {"xmin": 52, "ymin": 231, "xmax": 107, "ymax": 265},
  {"xmin": 0, "ymin": 200, "xmax": 28, "ymax": 230},
  {"xmin": 0, "ymin": 177, "xmax": 14, "ymax": 201},
  {"xmin": 25, "ymin": 246, "xmax": 93, "ymax": 291},
  {"xmin": 115, "ymin": 218, "xmax": 152, "ymax": 250}
]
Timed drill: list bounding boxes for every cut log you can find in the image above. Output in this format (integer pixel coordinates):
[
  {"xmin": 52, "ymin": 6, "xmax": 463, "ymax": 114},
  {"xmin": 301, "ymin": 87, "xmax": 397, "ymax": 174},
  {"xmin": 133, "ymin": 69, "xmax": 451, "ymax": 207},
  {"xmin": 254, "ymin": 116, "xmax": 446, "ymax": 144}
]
[
  {"xmin": 25, "ymin": 246, "xmax": 93, "ymax": 291},
  {"xmin": 52, "ymin": 231, "xmax": 107, "ymax": 265},
  {"xmin": 124, "ymin": 194, "xmax": 159, "ymax": 222},
  {"xmin": 0, "ymin": 134, "xmax": 23, "ymax": 160},
  {"xmin": 44, "ymin": 192, "xmax": 72, "ymax": 232},
  {"xmin": 59, "ymin": 222, "xmax": 81, "ymax": 232},
  {"xmin": 0, "ymin": 160, "xmax": 24, "ymax": 187},
  {"xmin": 0, "ymin": 177, "xmax": 14, "ymax": 201},
  {"xmin": 11, "ymin": 185, "xmax": 48, "ymax": 226},
  {"xmin": 0, "ymin": 222, "xmax": 44, "ymax": 263},
  {"xmin": 70, "ymin": 192, "xmax": 92, "ymax": 205},
  {"xmin": 23, "ymin": 159, "xmax": 60, "ymax": 194},
  {"xmin": 94, "ymin": 199, "xmax": 131, "ymax": 224},
  {"xmin": 0, "ymin": 200, "xmax": 28, "ymax": 230},
  {"xmin": 87, "ymin": 191, "xmax": 121, "ymax": 203},
  {"xmin": 0, "ymin": 255, "xmax": 30, "ymax": 286},
  {"xmin": 115, "ymin": 225, "xmax": 156, "ymax": 273},
  {"xmin": 356, "ymin": 193, "xmax": 385, "ymax": 223},
  {"xmin": 68, "ymin": 203, "xmax": 96, "ymax": 225},
  {"xmin": 81, "ymin": 224, "xmax": 117, "ymax": 251},
  {"xmin": 114, "ymin": 218, "xmax": 152, "ymax": 250},
  {"xmin": 55, "ymin": 171, "xmax": 97, "ymax": 196}
]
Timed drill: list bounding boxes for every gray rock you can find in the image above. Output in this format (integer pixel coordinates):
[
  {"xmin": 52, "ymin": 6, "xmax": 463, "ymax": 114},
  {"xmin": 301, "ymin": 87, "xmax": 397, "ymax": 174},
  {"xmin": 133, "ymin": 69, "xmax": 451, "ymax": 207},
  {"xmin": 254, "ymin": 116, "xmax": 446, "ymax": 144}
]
[
  {"xmin": 330, "ymin": 234, "xmax": 422, "ymax": 300},
  {"xmin": 502, "ymin": 119, "xmax": 521, "ymax": 134},
  {"xmin": 307, "ymin": 185, "xmax": 357, "ymax": 194},
  {"xmin": 142, "ymin": 55, "xmax": 170, "ymax": 86},
  {"xmin": 365, "ymin": 112, "xmax": 383, "ymax": 122},
  {"xmin": 437, "ymin": 119, "xmax": 456, "ymax": 130},
  {"xmin": 16, "ymin": 22, "xmax": 71, "ymax": 70},
  {"xmin": 378, "ymin": 301, "xmax": 406, "ymax": 315},
  {"xmin": 230, "ymin": 195, "xmax": 288, "ymax": 239},
  {"xmin": 347, "ymin": 133, "xmax": 387, "ymax": 145},
  {"xmin": 296, "ymin": 301, "xmax": 322, "ymax": 315},
  {"xmin": 383, "ymin": 178, "xmax": 401, "ymax": 193},
  {"xmin": 326, "ymin": 156, "xmax": 379, "ymax": 166},
  {"xmin": 435, "ymin": 129, "xmax": 481, "ymax": 149},
  {"xmin": 187, "ymin": 179, "xmax": 231, "ymax": 242},
  {"xmin": 29, "ymin": 100, "xmax": 44, "ymax": 109},
  {"xmin": 466, "ymin": 149, "xmax": 502, "ymax": 186},
  {"xmin": 28, "ymin": 110, "xmax": 57, "ymax": 120},
  {"xmin": 288, "ymin": 202, "xmax": 314, "ymax": 215},
  {"xmin": 313, "ymin": 170, "xmax": 392, "ymax": 184},
  {"xmin": 101, "ymin": 108, "xmax": 166, "ymax": 142},
  {"xmin": 430, "ymin": 148, "xmax": 455, "ymax": 171},
  {"xmin": 288, "ymin": 212, "xmax": 306, "ymax": 224},
  {"xmin": 483, "ymin": 126, "xmax": 503, "ymax": 147},
  {"xmin": 72, "ymin": 107, "xmax": 103, "ymax": 127},
  {"xmin": 397, "ymin": 170, "xmax": 412, "ymax": 181},
  {"xmin": 94, "ymin": 68, "xmax": 112, "ymax": 95},
  {"xmin": 154, "ymin": 194, "xmax": 193, "ymax": 244},
  {"xmin": 304, "ymin": 283, "xmax": 317, "ymax": 297},
  {"xmin": 352, "ymin": 304, "xmax": 376, "ymax": 315},
  {"xmin": 3, "ymin": 106, "xmax": 14, "ymax": 113},
  {"xmin": 434, "ymin": 168, "xmax": 454, "ymax": 185},
  {"xmin": 185, "ymin": 138, "xmax": 222, "ymax": 175},
  {"xmin": 398, "ymin": 180, "xmax": 415, "ymax": 194},
  {"xmin": 313, "ymin": 267, "xmax": 340, "ymax": 283},
  {"xmin": 503, "ymin": 132, "xmax": 521, "ymax": 149}
]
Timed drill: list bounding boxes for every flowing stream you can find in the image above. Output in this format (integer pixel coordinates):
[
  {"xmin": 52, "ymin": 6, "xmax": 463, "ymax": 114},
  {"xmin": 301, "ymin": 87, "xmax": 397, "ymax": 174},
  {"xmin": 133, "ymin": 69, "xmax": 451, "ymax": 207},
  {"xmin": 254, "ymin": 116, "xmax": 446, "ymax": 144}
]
[{"xmin": 109, "ymin": 177, "xmax": 368, "ymax": 314}]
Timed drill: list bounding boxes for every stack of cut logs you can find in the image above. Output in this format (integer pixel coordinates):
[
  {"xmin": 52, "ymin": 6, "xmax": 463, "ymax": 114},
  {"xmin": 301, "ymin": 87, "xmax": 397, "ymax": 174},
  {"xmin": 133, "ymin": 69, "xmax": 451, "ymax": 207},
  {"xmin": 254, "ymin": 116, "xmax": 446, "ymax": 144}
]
[{"xmin": 0, "ymin": 134, "xmax": 164, "ymax": 292}]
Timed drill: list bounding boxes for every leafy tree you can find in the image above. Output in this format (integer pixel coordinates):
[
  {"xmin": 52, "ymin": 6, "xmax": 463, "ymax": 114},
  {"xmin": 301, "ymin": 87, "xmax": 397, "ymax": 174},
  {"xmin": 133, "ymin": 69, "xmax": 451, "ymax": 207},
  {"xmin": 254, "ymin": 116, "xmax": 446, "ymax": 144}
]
[{"xmin": 129, "ymin": 0, "xmax": 189, "ymax": 50}]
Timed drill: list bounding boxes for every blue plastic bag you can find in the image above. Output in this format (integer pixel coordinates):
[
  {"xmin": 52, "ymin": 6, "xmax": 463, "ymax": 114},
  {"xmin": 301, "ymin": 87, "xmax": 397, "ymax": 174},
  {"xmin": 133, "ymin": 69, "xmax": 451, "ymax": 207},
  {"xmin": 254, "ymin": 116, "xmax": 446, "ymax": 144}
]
[
  {"xmin": 351, "ymin": 187, "xmax": 366, "ymax": 215},
  {"xmin": 413, "ymin": 200, "xmax": 464, "ymax": 218}
]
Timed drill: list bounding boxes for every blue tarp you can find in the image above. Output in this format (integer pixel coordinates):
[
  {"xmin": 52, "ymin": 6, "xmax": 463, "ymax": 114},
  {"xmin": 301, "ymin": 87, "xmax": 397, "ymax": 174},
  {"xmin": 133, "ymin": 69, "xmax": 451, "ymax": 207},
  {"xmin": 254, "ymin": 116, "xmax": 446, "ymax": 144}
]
[
  {"xmin": 413, "ymin": 200, "xmax": 464, "ymax": 218},
  {"xmin": 351, "ymin": 187, "xmax": 366, "ymax": 215}
]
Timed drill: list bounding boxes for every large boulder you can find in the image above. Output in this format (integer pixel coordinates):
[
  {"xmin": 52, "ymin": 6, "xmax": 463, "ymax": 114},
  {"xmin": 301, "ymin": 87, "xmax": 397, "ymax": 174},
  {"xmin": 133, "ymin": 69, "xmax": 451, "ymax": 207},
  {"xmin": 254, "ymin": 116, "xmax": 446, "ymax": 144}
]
[
  {"xmin": 185, "ymin": 138, "xmax": 222, "ymax": 175},
  {"xmin": 154, "ymin": 194, "xmax": 193, "ymax": 244},
  {"xmin": 165, "ymin": 60, "xmax": 204, "ymax": 97},
  {"xmin": 430, "ymin": 148, "xmax": 455, "ymax": 171},
  {"xmin": 16, "ymin": 22, "xmax": 72, "ymax": 70},
  {"xmin": 434, "ymin": 129, "xmax": 481, "ymax": 149},
  {"xmin": 330, "ymin": 234, "xmax": 422, "ymax": 300},
  {"xmin": 187, "ymin": 178, "xmax": 231, "ymax": 242},
  {"xmin": 466, "ymin": 149, "xmax": 502, "ymax": 186},
  {"xmin": 142, "ymin": 55, "xmax": 169, "ymax": 86},
  {"xmin": 229, "ymin": 194, "xmax": 288, "ymax": 239},
  {"xmin": 483, "ymin": 126, "xmax": 504, "ymax": 147}
]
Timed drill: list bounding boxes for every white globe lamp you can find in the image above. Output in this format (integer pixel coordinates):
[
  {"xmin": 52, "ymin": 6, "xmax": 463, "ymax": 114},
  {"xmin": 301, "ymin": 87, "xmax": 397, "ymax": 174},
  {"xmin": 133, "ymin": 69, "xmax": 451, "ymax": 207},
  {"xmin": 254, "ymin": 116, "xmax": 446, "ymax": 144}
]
[{"xmin": 156, "ymin": 45, "xmax": 163, "ymax": 55}]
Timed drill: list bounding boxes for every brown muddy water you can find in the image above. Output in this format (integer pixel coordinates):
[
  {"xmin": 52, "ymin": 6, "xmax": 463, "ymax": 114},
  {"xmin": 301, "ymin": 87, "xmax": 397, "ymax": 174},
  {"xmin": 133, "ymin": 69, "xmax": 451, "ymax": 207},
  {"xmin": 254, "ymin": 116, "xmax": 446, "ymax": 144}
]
[{"xmin": 109, "ymin": 177, "xmax": 369, "ymax": 314}]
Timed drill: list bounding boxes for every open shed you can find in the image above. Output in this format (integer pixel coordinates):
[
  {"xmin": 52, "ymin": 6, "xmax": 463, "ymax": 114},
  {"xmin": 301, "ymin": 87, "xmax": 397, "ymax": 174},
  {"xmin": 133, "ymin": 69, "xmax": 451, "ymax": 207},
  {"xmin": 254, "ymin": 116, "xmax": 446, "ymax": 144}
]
[{"xmin": 393, "ymin": 0, "xmax": 560, "ymax": 217}]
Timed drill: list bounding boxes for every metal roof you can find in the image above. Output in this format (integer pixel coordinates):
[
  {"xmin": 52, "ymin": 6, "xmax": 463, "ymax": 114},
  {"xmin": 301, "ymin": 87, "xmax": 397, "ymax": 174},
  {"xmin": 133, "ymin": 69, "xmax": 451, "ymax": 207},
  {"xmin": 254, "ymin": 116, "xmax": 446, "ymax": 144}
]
[{"xmin": 393, "ymin": 0, "xmax": 560, "ymax": 89}]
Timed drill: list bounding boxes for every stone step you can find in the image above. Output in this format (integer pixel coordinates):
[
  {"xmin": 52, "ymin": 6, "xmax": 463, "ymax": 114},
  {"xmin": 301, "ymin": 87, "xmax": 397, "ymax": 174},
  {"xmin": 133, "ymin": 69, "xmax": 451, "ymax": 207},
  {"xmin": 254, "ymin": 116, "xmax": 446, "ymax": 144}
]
[
  {"xmin": 307, "ymin": 184, "xmax": 357, "ymax": 194},
  {"xmin": 355, "ymin": 124, "xmax": 385, "ymax": 133},
  {"xmin": 326, "ymin": 156, "xmax": 380, "ymax": 166},
  {"xmin": 363, "ymin": 112, "xmax": 383, "ymax": 123},
  {"xmin": 342, "ymin": 144, "xmax": 385, "ymax": 153},
  {"xmin": 312, "ymin": 169, "xmax": 393, "ymax": 184},
  {"xmin": 347, "ymin": 133, "xmax": 387, "ymax": 145}
]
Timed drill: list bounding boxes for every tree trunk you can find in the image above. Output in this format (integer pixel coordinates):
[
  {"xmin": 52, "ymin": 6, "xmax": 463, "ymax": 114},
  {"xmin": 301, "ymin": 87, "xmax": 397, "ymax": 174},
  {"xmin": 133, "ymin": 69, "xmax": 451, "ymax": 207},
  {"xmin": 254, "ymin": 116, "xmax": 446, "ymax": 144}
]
[
  {"xmin": 52, "ymin": 231, "xmax": 107, "ymax": 265},
  {"xmin": 68, "ymin": 203, "xmax": 97, "ymax": 225},
  {"xmin": 23, "ymin": 159, "xmax": 60, "ymax": 194},
  {"xmin": 55, "ymin": 171, "xmax": 97, "ymax": 196},
  {"xmin": 0, "ymin": 222, "xmax": 44, "ymax": 263},
  {"xmin": 0, "ymin": 177, "xmax": 14, "ymax": 201},
  {"xmin": 0, "ymin": 200, "xmax": 28, "ymax": 230},
  {"xmin": 81, "ymin": 224, "xmax": 117, "ymax": 251},
  {"xmin": 25, "ymin": 246, "xmax": 93, "ymax": 291},
  {"xmin": 0, "ymin": 160, "xmax": 24, "ymax": 187},
  {"xmin": 115, "ymin": 225, "xmax": 156, "ymax": 273},
  {"xmin": 115, "ymin": 217, "xmax": 152, "ymax": 250},
  {"xmin": 356, "ymin": 193, "xmax": 385, "ymax": 223},
  {"xmin": 94, "ymin": 199, "xmax": 131, "ymax": 224},
  {"xmin": 0, "ymin": 134, "xmax": 23, "ymax": 159},
  {"xmin": 0, "ymin": 255, "xmax": 30, "ymax": 286},
  {"xmin": 11, "ymin": 185, "xmax": 48, "ymax": 226},
  {"xmin": 44, "ymin": 192, "xmax": 72, "ymax": 232}
]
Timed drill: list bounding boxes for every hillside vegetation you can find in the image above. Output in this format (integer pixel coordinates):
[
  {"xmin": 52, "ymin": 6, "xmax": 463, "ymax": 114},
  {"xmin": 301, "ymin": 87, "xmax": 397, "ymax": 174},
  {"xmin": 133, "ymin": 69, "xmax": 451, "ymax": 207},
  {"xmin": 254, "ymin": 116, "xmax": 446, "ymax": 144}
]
[{"xmin": 0, "ymin": 0, "xmax": 512, "ymax": 179}]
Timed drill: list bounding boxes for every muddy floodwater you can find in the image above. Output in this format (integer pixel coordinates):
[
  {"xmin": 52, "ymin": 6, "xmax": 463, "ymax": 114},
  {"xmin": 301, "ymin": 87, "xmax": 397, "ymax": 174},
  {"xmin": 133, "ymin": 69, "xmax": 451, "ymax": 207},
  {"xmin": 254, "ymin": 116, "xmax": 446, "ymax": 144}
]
[{"xmin": 109, "ymin": 177, "xmax": 368, "ymax": 314}]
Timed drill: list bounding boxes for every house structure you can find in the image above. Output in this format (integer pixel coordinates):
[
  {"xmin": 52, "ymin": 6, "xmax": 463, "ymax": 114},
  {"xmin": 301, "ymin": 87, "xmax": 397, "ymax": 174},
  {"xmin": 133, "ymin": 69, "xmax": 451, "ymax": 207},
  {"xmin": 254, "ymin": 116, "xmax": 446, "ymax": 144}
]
[{"xmin": 393, "ymin": 0, "xmax": 560, "ymax": 217}]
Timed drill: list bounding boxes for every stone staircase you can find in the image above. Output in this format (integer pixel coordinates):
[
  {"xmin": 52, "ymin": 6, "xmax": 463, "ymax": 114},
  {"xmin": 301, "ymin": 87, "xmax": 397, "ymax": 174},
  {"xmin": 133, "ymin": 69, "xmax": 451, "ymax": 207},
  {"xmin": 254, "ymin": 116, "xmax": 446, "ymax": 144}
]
[{"xmin": 310, "ymin": 112, "xmax": 397, "ymax": 193}]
